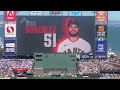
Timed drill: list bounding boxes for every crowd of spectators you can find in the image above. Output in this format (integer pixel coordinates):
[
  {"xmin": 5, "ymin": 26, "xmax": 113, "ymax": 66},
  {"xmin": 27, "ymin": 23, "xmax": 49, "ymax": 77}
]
[
  {"xmin": 77, "ymin": 59, "xmax": 120, "ymax": 74},
  {"xmin": 0, "ymin": 59, "xmax": 34, "ymax": 77},
  {"xmin": 100, "ymin": 74, "xmax": 120, "ymax": 79},
  {"xmin": 109, "ymin": 56, "xmax": 120, "ymax": 64},
  {"xmin": 1, "ymin": 57, "xmax": 120, "ymax": 78},
  {"xmin": 77, "ymin": 60, "xmax": 99, "ymax": 74}
]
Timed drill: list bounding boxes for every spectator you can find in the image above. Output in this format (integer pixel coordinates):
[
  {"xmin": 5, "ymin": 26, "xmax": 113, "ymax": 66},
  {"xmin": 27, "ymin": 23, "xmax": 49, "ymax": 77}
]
[{"xmin": 0, "ymin": 59, "xmax": 34, "ymax": 77}]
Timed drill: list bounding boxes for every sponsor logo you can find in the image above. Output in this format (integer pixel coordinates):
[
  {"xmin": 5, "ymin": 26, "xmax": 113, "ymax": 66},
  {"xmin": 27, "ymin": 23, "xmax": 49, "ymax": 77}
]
[
  {"xmin": 98, "ymin": 44, "xmax": 104, "ymax": 52},
  {"xmin": 6, "ymin": 43, "xmax": 15, "ymax": 47},
  {"xmin": 96, "ymin": 25, "xmax": 106, "ymax": 37},
  {"xmin": 98, "ymin": 25, "xmax": 104, "ymax": 32},
  {"xmin": 7, "ymin": 26, "xmax": 14, "ymax": 33},
  {"xmin": 51, "ymin": 11, "xmax": 61, "ymax": 14},
  {"xmin": 30, "ymin": 11, "xmax": 43, "ymax": 15},
  {"xmin": 4, "ymin": 11, "xmax": 16, "ymax": 21},
  {"xmin": 96, "ymin": 11, "xmax": 107, "ymax": 22},
  {"xmin": 6, "ymin": 48, "xmax": 15, "ymax": 52},
  {"xmin": 71, "ymin": 11, "xmax": 80, "ymax": 15},
  {"xmin": 5, "ymin": 23, "xmax": 16, "ymax": 37}
]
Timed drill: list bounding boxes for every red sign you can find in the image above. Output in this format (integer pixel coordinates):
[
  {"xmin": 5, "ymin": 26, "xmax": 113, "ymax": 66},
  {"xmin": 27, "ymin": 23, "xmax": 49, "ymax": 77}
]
[
  {"xmin": 96, "ymin": 11, "xmax": 107, "ymax": 22},
  {"xmin": 25, "ymin": 26, "xmax": 56, "ymax": 34},
  {"xmin": 13, "ymin": 68, "xmax": 27, "ymax": 72},
  {"xmin": 4, "ymin": 11, "xmax": 16, "ymax": 21}
]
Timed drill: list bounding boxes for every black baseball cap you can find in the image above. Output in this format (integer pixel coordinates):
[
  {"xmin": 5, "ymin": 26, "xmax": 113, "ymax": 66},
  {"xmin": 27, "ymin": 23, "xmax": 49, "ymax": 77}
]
[{"xmin": 68, "ymin": 20, "xmax": 80, "ymax": 27}]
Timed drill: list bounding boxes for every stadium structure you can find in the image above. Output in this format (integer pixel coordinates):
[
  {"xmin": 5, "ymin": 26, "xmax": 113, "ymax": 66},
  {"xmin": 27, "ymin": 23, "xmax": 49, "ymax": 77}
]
[{"xmin": 0, "ymin": 11, "xmax": 120, "ymax": 79}]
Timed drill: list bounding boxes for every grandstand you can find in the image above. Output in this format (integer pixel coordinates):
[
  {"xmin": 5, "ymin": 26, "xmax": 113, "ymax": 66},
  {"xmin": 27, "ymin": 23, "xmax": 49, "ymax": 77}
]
[{"xmin": 0, "ymin": 54, "xmax": 120, "ymax": 79}]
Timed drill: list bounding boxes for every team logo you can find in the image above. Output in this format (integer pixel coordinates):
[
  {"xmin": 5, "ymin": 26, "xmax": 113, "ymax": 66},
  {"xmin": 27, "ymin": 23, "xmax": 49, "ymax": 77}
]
[{"xmin": 4, "ymin": 11, "xmax": 16, "ymax": 21}]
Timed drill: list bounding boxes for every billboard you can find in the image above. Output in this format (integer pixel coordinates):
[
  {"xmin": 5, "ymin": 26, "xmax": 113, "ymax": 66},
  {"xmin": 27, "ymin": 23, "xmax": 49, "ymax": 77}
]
[
  {"xmin": 96, "ymin": 11, "xmax": 107, "ymax": 23},
  {"xmin": 5, "ymin": 23, "xmax": 16, "ymax": 37},
  {"xmin": 51, "ymin": 11, "xmax": 61, "ymax": 14},
  {"xmin": 69, "ymin": 11, "xmax": 81, "ymax": 16},
  {"xmin": 4, "ymin": 40, "xmax": 16, "ymax": 56},
  {"xmin": 17, "ymin": 11, "xmax": 30, "ymax": 16},
  {"xmin": 4, "ymin": 11, "xmax": 16, "ymax": 21},
  {"xmin": 96, "ymin": 25, "xmax": 107, "ymax": 37},
  {"xmin": 30, "ymin": 11, "xmax": 43, "ymax": 16},
  {"xmin": 50, "ymin": 11, "xmax": 62, "ymax": 15},
  {"xmin": 16, "ymin": 16, "xmax": 95, "ymax": 54},
  {"xmin": 95, "ymin": 38, "xmax": 107, "ymax": 57}
]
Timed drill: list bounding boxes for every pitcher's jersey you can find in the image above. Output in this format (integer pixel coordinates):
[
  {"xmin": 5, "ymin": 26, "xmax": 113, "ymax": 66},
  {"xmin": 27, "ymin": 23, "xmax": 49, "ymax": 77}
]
[{"xmin": 57, "ymin": 38, "xmax": 91, "ymax": 53}]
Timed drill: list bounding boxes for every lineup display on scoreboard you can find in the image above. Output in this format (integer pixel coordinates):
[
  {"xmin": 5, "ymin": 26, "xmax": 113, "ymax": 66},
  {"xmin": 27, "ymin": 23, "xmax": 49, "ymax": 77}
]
[{"xmin": 16, "ymin": 16, "xmax": 95, "ymax": 55}]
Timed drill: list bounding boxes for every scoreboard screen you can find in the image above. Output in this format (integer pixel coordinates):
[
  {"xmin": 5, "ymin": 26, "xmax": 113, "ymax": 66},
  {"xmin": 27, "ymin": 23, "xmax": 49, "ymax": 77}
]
[{"xmin": 16, "ymin": 16, "xmax": 95, "ymax": 54}]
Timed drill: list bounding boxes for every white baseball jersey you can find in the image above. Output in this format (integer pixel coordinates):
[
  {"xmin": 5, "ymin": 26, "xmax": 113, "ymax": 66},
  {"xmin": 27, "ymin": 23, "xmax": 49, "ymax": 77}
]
[{"xmin": 57, "ymin": 38, "xmax": 91, "ymax": 53}]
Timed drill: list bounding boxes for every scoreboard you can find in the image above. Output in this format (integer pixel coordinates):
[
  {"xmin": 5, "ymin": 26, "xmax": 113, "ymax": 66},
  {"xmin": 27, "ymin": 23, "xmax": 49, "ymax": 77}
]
[
  {"xmin": 3, "ymin": 11, "xmax": 108, "ymax": 58},
  {"xmin": 16, "ymin": 16, "xmax": 95, "ymax": 54}
]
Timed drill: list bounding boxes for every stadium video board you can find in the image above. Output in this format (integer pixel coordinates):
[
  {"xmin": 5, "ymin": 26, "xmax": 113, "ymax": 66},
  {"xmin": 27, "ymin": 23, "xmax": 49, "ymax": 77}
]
[{"xmin": 16, "ymin": 16, "xmax": 95, "ymax": 55}]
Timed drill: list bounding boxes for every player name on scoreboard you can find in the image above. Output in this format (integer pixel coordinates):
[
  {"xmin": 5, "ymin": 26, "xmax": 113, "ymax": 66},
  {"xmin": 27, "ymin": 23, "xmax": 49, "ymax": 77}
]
[{"xmin": 25, "ymin": 26, "xmax": 56, "ymax": 34}]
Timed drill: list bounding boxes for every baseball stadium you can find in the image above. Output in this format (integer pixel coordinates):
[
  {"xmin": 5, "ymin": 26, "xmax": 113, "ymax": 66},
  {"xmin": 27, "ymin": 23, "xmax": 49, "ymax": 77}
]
[{"xmin": 0, "ymin": 11, "xmax": 120, "ymax": 79}]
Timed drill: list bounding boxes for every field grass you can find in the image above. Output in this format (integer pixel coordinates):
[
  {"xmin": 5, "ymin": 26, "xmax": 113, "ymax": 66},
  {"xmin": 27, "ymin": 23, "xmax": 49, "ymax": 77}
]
[
  {"xmin": 34, "ymin": 76, "xmax": 79, "ymax": 79},
  {"xmin": 10, "ymin": 76, "xmax": 79, "ymax": 79}
]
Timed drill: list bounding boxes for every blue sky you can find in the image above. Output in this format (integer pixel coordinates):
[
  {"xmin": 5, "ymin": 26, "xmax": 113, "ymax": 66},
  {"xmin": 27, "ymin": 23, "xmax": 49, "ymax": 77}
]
[
  {"xmin": 0, "ymin": 11, "xmax": 3, "ymax": 15},
  {"xmin": 108, "ymin": 11, "xmax": 120, "ymax": 21},
  {"xmin": 0, "ymin": 11, "xmax": 120, "ymax": 21}
]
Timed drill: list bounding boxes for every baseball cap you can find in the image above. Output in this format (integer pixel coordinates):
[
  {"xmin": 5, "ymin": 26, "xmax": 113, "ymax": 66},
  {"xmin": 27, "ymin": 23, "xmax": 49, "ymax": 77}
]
[{"xmin": 68, "ymin": 19, "xmax": 79, "ymax": 27}]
